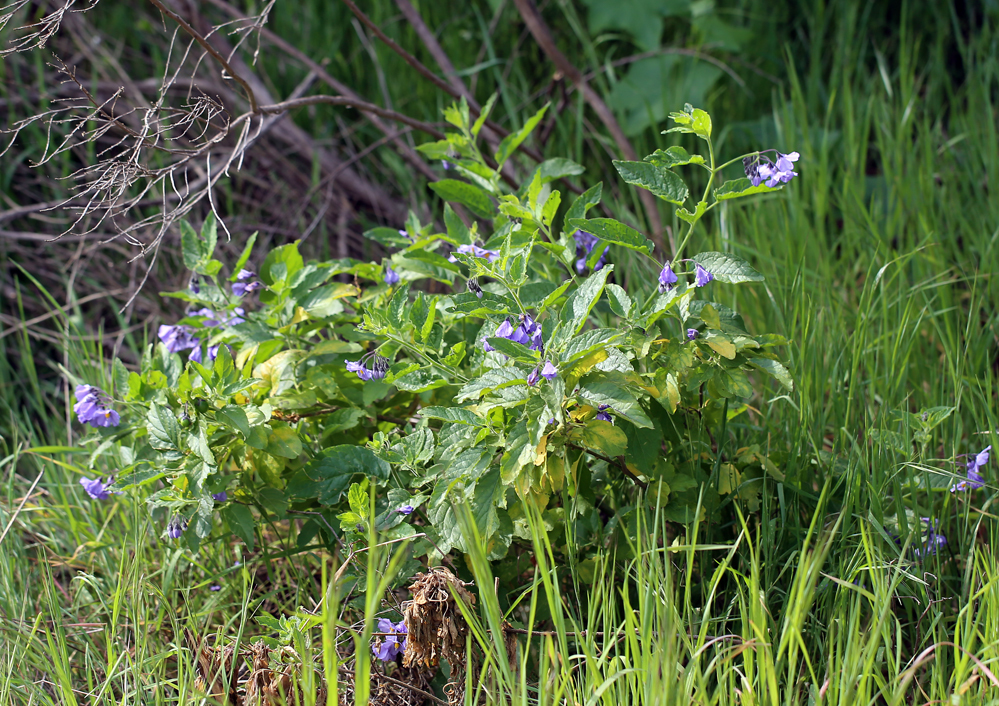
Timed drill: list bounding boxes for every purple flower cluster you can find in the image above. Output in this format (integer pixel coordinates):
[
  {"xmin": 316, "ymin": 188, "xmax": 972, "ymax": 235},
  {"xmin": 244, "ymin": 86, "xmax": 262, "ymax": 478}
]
[
  {"xmin": 687, "ymin": 328, "xmax": 699, "ymax": 341},
  {"xmin": 372, "ymin": 618, "xmax": 408, "ymax": 662},
  {"xmin": 212, "ymin": 491, "xmax": 228, "ymax": 503},
  {"xmin": 74, "ymin": 385, "xmax": 120, "ymax": 428},
  {"xmin": 743, "ymin": 151, "xmax": 800, "ymax": 188},
  {"xmin": 951, "ymin": 445, "xmax": 991, "ymax": 492},
  {"xmin": 595, "ymin": 405, "xmax": 613, "ymax": 424},
  {"xmin": 527, "ymin": 361, "xmax": 558, "ymax": 387},
  {"xmin": 384, "ymin": 265, "xmax": 400, "ymax": 286},
  {"xmin": 167, "ymin": 517, "xmax": 188, "ymax": 540},
  {"xmin": 658, "ymin": 261, "xmax": 713, "ymax": 293},
  {"xmin": 483, "ymin": 314, "xmax": 543, "ymax": 353},
  {"xmin": 79, "ymin": 476, "xmax": 116, "ymax": 500},
  {"xmin": 158, "ymin": 307, "xmax": 244, "ymax": 363},
  {"xmin": 345, "ymin": 353, "xmax": 390, "ymax": 382},
  {"xmin": 448, "ymin": 243, "xmax": 500, "ymax": 263},
  {"xmin": 913, "ymin": 518, "xmax": 947, "ymax": 561},
  {"xmin": 232, "ymin": 269, "xmax": 263, "ymax": 297},
  {"xmin": 574, "ymin": 231, "xmax": 608, "ymax": 274}
]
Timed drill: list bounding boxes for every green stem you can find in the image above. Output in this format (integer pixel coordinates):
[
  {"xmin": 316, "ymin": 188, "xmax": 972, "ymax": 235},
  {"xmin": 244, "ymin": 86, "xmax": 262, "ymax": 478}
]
[{"xmin": 672, "ymin": 137, "xmax": 716, "ymax": 263}]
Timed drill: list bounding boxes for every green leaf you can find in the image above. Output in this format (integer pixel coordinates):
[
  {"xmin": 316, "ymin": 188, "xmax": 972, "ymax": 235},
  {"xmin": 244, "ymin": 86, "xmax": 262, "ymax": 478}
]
[
  {"xmin": 393, "ymin": 368, "xmax": 450, "ymax": 392},
  {"xmin": 419, "ymin": 407, "xmax": 483, "ymax": 426},
  {"xmin": 494, "ymin": 103, "xmax": 549, "ymax": 168},
  {"xmin": 230, "ymin": 231, "xmax": 258, "ymax": 279},
  {"xmin": 446, "ymin": 291, "xmax": 517, "ymax": 315},
  {"xmin": 365, "ymin": 227, "xmax": 412, "ymax": 249},
  {"xmin": 691, "ymin": 252, "xmax": 764, "ymax": 283},
  {"xmin": 713, "ymin": 178, "xmax": 783, "ymax": 201},
  {"xmin": 260, "ymin": 243, "xmax": 304, "ymax": 286},
  {"xmin": 388, "ymin": 284, "xmax": 411, "ymax": 329},
  {"xmin": 565, "ymin": 182, "xmax": 603, "ymax": 226},
  {"xmin": 563, "ymin": 329, "xmax": 623, "ymax": 364},
  {"xmin": 200, "ymin": 212, "xmax": 218, "ymax": 262},
  {"xmin": 537, "ymin": 158, "xmax": 584, "ymax": 183},
  {"xmin": 560, "ymin": 265, "xmax": 612, "ymax": 336},
  {"xmin": 484, "ymin": 337, "xmax": 537, "ymax": 363},
  {"xmin": 566, "ymin": 218, "xmax": 654, "ymax": 255},
  {"xmin": 578, "ymin": 377, "xmax": 653, "ymax": 428},
  {"xmin": 677, "ymin": 200, "xmax": 707, "ymax": 224},
  {"xmin": 571, "ymin": 420, "xmax": 628, "ymax": 458},
  {"xmin": 215, "ymin": 405, "xmax": 251, "ymax": 438},
  {"xmin": 429, "ymin": 179, "xmax": 494, "ymax": 219},
  {"xmin": 644, "ymin": 146, "xmax": 706, "ymax": 169},
  {"xmin": 455, "ymin": 367, "xmax": 526, "ymax": 402},
  {"xmin": 471, "ymin": 93, "xmax": 498, "ymax": 137},
  {"xmin": 266, "ymin": 426, "xmax": 303, "ymax": 459},
  {"xmin": 146, "ymin": 404, "xmax": 181, "ymax": 451},
  {"xmin": 179, "ymin": 220, "xmax": 202, "ymax": 271},
  {"xmin": 612, "ymin": 161, "xmax": 689, "ymax": 206},
  {"xmin": 605, "ymin": 284, "xmax": 634, "ymax": 318},
  {"xmin": 444, "ymin": 203, "xmax": 471, "ymax": 244},
  {"xmin": 221, "ymin": 504, "xmax": 255, "ymax": 551},
  {"xmin": 307, "ymin": 446, "xmax": 392, "ymax": 505},
  {"xmin": 750, "ymin": 358, "xmax": 793, "ymax": 391},
  {"xmin": 665, "ymin": 105, "xmax": 712, "ymax": 140}
]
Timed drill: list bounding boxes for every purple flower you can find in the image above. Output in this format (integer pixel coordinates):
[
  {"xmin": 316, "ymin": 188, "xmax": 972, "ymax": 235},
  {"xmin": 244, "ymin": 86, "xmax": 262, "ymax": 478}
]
[
  {"xmin": 209, "ymin": 584, "xmax": 221, "ymax": 591},
  {"xmin": 743, "ymin": 155, "xmax": 766, "ymax": 187},
  {"xmin": 158, "ymin": 324, "xmax": 199, "ymax": 353},
  {"xmin": 442, "ymin": 160, "xmax": 452, "ymax": 170},
  {"xmin": 212, "ymin": 491, "xmax": 228, "ymax": 503},
  {"xmin": 448, "ymin": 243, "xmax": 500, "ymax": 263},
  {"xmin": 541, "ymin": 361, "xmax": 558, "ymax": 380},
  {"xmin": 236, "ymin": 269, "xmax": 255, "ymax": 281},
  {"xmin": 527, "ymin": 367, "xmax": 540, "ymax": 386},
  {"xmin": 73, "ymin": 385, "xmax": 120, "ymax": 428},
  {"xmin": 79, "ymin": 476, "xmax": 114, "ymax": 500},
  {"xmin": 232, "ymin": 280, "xmax": 263, "ymax": 297},
  {"xmin": 913, "ymin": 518, "xmax": 947, "ymax": 561},
  {"xmin": 166, "ymin": 517, "xmax": 187, "ymax": 540},
  {"xmin": 547, "ymin": 417, "xmax": 556, "ymax": 425},
  {"xmin": 658, "ymin": 262, "xmax": 678, "ymax": 293},
  {"xmin": 396, "ymin": 505, "xmax": 415, "ymax": 515},
  {"xmin": 509, "ymin": 314, "xmax": 536, "ymax": 346},
  {"xmin": 687, "ymin": 328, "xmax": 699, "ymax": 341},
  {"xmin": 372, "ymin": 619, "xmax": 408, "ymax": 662},
  {"xmin": 346, "ymin": 354, "xmax": 389, "ymax": 382},
  {"xmin": 694, "ymin": 264, "xmax": 714, "ymax": 287},
  {"xmin": 483, "ymin": 318, "xmax": 513, "ymax": 351},
  {"xmin": 761, "ymin": 151, "xmax": 799, "ymax": 187},
  {"xmin": 951, "ymin": 444, "xmax": 991, "ymax": 492},
  {"xmin": 384, "ymin": 265, "xmax": 400, "ymax": 286},
  {"xmin": 574, "ymin": 230, "xmax": 609, "ymax": 274},
  {"xmin": 595, "ymin": 405, "xmax": 613, "ymax": 424}
]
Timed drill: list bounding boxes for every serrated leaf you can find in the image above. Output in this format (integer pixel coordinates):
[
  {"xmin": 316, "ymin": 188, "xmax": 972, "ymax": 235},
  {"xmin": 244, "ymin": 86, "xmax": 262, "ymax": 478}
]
[
  {"xmin": 446, "ymin": 292, "xmax": 517, "ymax": 316},
  {"xmin": 713, "ymin": 178, "xmax": 782, "ymax": 200},
  {"xmin": 494, "ymin": 103, "xmax": 549, "ymax": 168},
  {"xmin": 562, "ymin": 329, "xmax": 623, "ymax": 363},
  {"xmin": 484, "ymin": 336, "xmax": 537, "ymax": 362},
  {"xmin": 429, "ymin": 180, "xmax": 494, "ymax": 219},
  {"xmin": 146, "ymin": 404, "xmax": 181, "ymax": 451},
  {"xmin": 612, "ymin": 160, "xmax": 689, "ymax": 205},
  {"xmin": 691, "ymin": 252, "xmax": 764, "ymax": 284},
  {"xmin": 536, "ymin": 158, "xmax": 585, "ymax": 183},
  {"xmin": 566, "ymin": 218, "xmax": 654, "ymax": 255},
  {"xmin": 179, "ymin": 220, "xmax": 202, "ymax": 271}
]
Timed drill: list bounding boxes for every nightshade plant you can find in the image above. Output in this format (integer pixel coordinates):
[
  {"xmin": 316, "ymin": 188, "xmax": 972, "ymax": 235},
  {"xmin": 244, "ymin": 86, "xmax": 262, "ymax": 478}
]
[{"xmin": 76, "ymin": 103, "xmax": 799, "ymax": 573}]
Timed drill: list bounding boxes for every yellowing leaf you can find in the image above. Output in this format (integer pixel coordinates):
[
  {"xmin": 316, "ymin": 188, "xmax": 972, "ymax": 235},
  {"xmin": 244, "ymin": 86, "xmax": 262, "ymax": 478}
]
[
  {"xmin": 571, "ymin": 420, "xmax": 628, "ymax": 458},
  {"xmin": 705, "ymin": 334, "xmax": 736, "ymax": 360},
  {"xmin": 718, "ymin": 463, "xmax": 741, "ymax": 495}
]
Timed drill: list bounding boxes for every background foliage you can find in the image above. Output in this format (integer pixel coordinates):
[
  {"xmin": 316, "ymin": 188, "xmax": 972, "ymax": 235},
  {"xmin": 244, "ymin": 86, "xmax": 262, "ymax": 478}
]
[{"xmin": 1, "ymin": 0, "xmax": 999, "ymax": 703}]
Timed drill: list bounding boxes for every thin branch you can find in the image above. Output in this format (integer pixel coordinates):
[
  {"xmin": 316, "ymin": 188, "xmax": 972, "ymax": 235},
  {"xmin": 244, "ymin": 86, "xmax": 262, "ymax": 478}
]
[
  {"xmin": 510, "ymin": 0, "xmax": 666, "ymax": 251},
  {"xmin": 245, "ymin": 96, "xmax": 445, "ymax": 139},
  {"xmin": 146, "ymin": 0, "xmax": 259, "ymax": 113},
  {"xmin": 565, "ymin": 441, "xmax": 647, "ymax": 489}
]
